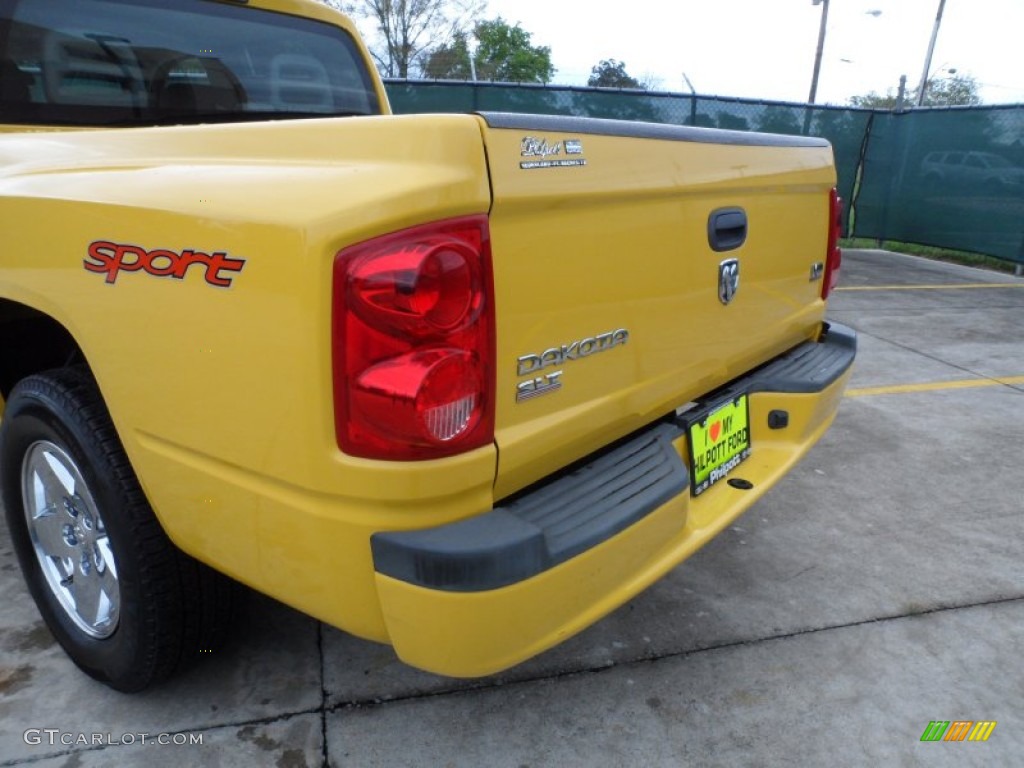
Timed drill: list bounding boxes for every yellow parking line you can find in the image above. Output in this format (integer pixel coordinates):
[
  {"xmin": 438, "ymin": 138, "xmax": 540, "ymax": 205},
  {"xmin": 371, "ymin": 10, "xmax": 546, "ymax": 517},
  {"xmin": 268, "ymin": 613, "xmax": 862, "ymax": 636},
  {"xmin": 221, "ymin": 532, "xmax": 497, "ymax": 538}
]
[
  {"xmin": 836, "ymin": 283, "xmax": 1024, "ymax": 291},
  {"xmin": 846, "ymin": 376, "xmax": 1024, "ymax": 397}
]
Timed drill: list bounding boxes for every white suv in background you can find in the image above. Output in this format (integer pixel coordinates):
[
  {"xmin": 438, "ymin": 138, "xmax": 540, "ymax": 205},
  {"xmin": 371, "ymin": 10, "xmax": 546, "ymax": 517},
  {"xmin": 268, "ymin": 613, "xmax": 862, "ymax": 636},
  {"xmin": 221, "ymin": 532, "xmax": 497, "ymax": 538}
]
[{"xmin": 920, "ymin": 150, "xmax": 1024, "ymax": 194}]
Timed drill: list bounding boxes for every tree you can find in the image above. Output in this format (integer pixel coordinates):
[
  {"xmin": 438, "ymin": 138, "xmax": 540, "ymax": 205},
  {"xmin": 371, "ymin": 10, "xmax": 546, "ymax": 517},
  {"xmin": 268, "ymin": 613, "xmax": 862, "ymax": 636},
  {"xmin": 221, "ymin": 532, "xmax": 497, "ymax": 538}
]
[
  {"xmin": 570, "ymin": 89, "xmax": 659, "ymax": 123},
  {"xmin": 716, "ymin": 112, "xmax": 750, "ymax": 131},
  {"xmin": 587, "ymin": 59, "xmax": 643, "ymax": 90},
  {"xmin": 323, "ymin": 0, "xmax": 484, "ymax": 78},
  {"xmin": 473, "ymin": 18, "xmax": 553, "ymax": 83},
  {"xmin": 639, "ymin": 74, "xmax": 664, "ymax": 91},
  {"xmin": 848, "ymin": 73, "xmax": 982, "ymax": 109},
  {"xmin": 848, "ymin": 91, "xmax": 901, "ymax": 110},
  {"xmin": 756, "ymin": 106, "xmax": 802, "ymax": 135},
  {"xmin": 421, "ymin": 30, "xmax": 472, "ymax": 80},
  {"xmin": 423, "ymin": 18, "xmax": 554, "ymax": 84},
  {"xmin": 922, "ymin": 74, "xmax": 982, "ymax": 107}
]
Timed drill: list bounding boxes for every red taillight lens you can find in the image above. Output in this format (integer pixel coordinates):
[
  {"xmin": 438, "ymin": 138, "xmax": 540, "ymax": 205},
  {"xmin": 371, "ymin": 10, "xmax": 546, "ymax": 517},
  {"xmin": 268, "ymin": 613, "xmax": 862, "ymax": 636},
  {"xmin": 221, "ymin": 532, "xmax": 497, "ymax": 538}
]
[
  {"xmin": 348, "ymin": 238, "xmax": 480, "ymax": 336},
  {"xmin": 333, "ymin": 216, "xmax": 494, "ymax": 460},
  {"xmin": 822, "ymin": 188, "xmax": 843, "ymax": 300}
]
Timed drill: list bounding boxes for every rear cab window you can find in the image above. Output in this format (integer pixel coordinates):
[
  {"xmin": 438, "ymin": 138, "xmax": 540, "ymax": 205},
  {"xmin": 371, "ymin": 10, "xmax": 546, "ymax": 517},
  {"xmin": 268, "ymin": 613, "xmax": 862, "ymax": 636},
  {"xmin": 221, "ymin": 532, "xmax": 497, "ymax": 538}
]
[{"xmin": 0, "ymin": 0, "xmax": 381, "ymax": 127}]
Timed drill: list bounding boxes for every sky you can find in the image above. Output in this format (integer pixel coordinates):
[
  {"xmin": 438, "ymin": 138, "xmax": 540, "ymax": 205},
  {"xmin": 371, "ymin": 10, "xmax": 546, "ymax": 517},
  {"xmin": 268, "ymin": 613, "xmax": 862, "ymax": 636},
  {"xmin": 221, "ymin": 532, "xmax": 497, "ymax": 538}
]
[{"xmin": 455, "ymin": 0, "xmax": 1024, "ymax": 105}]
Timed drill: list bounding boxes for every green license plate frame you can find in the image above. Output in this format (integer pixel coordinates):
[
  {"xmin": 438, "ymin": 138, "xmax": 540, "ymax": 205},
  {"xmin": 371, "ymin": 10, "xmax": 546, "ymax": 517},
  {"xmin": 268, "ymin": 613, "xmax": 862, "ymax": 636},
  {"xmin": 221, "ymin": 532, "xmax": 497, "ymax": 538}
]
[{"xmin": 687, "ymin": 394, "xmax": 752, "ymax": 496}]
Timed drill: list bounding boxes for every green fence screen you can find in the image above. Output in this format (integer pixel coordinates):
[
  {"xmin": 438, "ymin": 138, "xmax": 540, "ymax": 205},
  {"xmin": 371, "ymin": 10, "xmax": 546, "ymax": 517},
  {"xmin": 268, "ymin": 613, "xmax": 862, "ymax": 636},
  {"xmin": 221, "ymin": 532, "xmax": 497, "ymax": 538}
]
[{"xmin": 384, "ymin": 80, "xmax": 1024, "ymax": 264}]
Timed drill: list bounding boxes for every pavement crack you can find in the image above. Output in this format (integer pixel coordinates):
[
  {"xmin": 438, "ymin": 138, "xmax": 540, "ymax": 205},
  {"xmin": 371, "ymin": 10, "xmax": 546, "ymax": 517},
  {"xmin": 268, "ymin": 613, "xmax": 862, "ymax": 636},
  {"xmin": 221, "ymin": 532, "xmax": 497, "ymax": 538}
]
[
  {"xmin": 318, "ymin": 622, "xmax": 329, "ymax": 768},
  {"xmin": 652, "ymin": 593, "xmax": 1024, "ymax": 667},
  {"xmin": 780, "ymin": 565, "xmax": 816, "ymax": 582},
  {"xmin": 324, "ymin": 594, "xmax": 1024, "ymax": 715},
  {"xmin": 843, "ymin": 325, "xmax": 1024, "ymax": 393}
]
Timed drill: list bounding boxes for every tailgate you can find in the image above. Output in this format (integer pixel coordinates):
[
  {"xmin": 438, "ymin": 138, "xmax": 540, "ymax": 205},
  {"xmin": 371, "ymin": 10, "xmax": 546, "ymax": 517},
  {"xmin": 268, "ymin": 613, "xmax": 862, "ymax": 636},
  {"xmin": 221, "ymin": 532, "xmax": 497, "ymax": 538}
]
[{"xmin": 478, "ymin": 113, "xmax": 837, "ymax": 499}]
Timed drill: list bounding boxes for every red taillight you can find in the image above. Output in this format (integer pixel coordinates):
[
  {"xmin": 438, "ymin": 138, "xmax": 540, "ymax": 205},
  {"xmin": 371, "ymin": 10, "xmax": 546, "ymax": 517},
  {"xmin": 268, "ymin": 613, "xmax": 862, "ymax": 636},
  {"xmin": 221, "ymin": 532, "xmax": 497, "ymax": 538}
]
[
  {"xmin": 822, "ymin": 188, "xmax": 843, "ymax": 300},
  {"xmin": 333, "ymin": 216, "xmax": 495, "ymax": 460}
]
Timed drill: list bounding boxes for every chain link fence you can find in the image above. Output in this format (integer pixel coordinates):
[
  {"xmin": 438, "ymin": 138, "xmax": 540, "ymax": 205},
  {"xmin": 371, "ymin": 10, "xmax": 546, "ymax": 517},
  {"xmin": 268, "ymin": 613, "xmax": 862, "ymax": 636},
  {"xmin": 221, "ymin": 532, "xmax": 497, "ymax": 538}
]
[{"xmin": 384, "ymin": 80, "xmax": 1024, "ymax": 265}]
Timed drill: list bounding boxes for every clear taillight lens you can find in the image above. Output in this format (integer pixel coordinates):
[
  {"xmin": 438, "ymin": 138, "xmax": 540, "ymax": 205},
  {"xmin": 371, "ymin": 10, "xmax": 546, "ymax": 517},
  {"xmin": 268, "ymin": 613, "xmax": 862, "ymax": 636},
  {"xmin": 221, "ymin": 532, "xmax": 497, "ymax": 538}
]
[{"xmin": 333, "ymin": 216, "xmax": 495, "ymax": 460}]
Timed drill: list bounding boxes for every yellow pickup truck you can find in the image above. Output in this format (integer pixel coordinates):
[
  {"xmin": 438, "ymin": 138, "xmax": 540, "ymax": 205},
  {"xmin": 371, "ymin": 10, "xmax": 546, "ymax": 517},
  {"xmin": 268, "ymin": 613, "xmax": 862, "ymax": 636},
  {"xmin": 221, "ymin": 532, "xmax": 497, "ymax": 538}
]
[{"xmin": 0, "ymin": 0, "xmax": 854, "ymax": 691}]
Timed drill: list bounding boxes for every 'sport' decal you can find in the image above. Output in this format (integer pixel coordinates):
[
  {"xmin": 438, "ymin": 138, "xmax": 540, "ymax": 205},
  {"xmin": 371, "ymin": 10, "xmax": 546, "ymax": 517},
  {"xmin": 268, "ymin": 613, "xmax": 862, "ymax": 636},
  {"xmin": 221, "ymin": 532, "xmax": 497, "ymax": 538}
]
[{"xmin": 84, "ymin": 241, "xmax": 245, "ymax": 287}]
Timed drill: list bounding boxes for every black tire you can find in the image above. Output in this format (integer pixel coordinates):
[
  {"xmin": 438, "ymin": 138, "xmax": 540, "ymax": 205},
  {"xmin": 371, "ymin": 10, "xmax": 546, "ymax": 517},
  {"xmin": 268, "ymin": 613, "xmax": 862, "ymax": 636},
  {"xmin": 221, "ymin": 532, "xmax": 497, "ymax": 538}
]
[{"xmin": 0, "ymin": 368, "xmax": 234, "ymax": 692}]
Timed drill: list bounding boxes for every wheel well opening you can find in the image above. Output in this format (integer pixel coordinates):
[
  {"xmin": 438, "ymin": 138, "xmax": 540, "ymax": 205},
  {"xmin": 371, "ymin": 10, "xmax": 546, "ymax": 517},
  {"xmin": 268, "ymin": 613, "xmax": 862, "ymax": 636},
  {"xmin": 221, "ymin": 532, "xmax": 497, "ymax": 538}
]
[{"xmin": 0, "ymin": 301, "xmax": 89, "ymax": 399}]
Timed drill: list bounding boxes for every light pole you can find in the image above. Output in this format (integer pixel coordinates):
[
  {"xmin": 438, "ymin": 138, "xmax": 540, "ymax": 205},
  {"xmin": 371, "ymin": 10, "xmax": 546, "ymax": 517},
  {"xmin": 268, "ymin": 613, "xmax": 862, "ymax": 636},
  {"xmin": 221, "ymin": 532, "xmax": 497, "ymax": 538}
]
[
  {"xmin": 467, "ymin": 36, "xmax": 478, "ymax": 81},
  {"xmin": 682, "ymin": 72, "xmax": 697, "ymax": 126},
  {"xmin": 808, "ymin": 0, "xmax": 830, "ymax": 105},
  {"xmin": 809, "ymin": 4, "xmax": 882, "ymax": 104},
  {"xmin": 915, "ymin": 0, "xmax": 948, "ymax": 106}
]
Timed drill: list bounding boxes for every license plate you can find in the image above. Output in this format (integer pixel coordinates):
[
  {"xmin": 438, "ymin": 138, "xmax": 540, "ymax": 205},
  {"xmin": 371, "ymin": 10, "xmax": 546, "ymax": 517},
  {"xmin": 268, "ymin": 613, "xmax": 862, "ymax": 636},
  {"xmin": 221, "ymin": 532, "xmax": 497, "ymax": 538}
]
[{"xmin": 688, "ymin": 394, "xmax": 751, "ymax": 496}]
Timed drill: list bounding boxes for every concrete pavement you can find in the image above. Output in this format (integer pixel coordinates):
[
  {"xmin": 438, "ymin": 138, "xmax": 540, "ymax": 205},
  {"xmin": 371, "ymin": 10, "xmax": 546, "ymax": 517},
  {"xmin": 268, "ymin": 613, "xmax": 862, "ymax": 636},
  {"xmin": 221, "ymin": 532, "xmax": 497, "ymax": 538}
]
[{"xmin": 2, "ymin": 249, "xmax": 1022, "ymax": 767}]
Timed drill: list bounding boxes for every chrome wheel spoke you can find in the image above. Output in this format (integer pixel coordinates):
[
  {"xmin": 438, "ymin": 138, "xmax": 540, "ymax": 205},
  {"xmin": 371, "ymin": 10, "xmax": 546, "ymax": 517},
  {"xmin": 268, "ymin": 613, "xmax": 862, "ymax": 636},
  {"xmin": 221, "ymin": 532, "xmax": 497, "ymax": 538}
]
[
  {"xmin": 29, "ymin": 505, "xmax": 73, "ymax": 560},
  {"xmin": 95, "ymin": 536, "xmax": 119, "ymax": 582},
  {"xmin": 36, "ymin": 449, "xmax": 78, "ymax": 499},
  {"xmin": 68, "ymin": 562, "xmax": 104, "ymax": 627},
  {"xmin": 92, "ymin": 539, "xmax": 118, "ymax": 624}
]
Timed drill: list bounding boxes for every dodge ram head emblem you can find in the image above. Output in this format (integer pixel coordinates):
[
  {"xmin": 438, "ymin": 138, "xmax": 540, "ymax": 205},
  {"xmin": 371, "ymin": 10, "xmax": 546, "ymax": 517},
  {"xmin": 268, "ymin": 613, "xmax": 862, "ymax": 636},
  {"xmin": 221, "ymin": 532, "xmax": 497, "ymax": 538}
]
[{"xmin": 718, "ymin": 258, "xmax": 740, "ymax": 305}]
